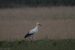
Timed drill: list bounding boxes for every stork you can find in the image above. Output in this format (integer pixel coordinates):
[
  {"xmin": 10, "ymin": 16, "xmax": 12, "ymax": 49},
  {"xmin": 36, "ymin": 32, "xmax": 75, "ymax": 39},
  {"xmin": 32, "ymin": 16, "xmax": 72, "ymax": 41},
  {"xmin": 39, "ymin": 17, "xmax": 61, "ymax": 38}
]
[{"xmin": 24, "ymin": 22, "xmax": 41, "ymax": 41}]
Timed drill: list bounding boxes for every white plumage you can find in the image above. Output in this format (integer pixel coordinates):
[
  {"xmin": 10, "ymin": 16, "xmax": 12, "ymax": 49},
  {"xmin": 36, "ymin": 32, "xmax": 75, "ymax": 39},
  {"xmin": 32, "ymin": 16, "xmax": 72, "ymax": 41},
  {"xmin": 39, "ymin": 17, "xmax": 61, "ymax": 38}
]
[
  {"xmin": 24, "ymin": 22, "xmax": 41, "ymax": 38},
  {"xmin": 29, "ymin": 25, "xmax": 38, "ymax": 34}
]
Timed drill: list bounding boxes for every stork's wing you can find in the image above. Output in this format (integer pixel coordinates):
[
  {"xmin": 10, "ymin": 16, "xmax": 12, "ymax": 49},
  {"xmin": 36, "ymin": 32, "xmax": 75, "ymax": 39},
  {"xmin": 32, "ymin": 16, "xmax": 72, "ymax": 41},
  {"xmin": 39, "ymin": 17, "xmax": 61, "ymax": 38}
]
[
  {"xmin": 24, "ymin": 32, "xmax": 34, "ymax": 38},
  {"xmin": 29, "ymin": 27, "xmax": 38, "ymax": 34}
]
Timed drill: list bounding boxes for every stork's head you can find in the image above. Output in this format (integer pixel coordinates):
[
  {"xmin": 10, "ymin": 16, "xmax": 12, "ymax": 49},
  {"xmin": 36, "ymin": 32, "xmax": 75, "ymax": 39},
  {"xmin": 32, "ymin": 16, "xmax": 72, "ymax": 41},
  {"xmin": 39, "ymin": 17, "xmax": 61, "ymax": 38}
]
[{"xmin": 36, "ymin": 22, "xmax": 42, "ymax": 26}]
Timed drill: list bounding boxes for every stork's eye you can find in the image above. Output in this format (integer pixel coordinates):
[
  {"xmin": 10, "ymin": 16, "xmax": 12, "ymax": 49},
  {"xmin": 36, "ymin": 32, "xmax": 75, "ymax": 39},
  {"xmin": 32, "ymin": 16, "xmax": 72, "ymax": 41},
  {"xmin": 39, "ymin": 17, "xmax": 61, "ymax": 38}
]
[{"xmin": 39, "ymin": 24, "xmax": 42, "ymax": 26}]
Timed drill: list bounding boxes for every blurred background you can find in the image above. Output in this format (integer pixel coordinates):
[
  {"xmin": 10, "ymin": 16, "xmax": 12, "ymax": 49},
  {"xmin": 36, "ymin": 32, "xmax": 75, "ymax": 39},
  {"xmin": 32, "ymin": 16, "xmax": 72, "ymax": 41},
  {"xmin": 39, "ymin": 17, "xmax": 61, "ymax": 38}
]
[
  {"xmin": 0, "ymin": 0, "xmax": 75, "ymax": 41},
  {"xmin": 0, "ymin": 0, "xmax": 75, "ymax": 8}
]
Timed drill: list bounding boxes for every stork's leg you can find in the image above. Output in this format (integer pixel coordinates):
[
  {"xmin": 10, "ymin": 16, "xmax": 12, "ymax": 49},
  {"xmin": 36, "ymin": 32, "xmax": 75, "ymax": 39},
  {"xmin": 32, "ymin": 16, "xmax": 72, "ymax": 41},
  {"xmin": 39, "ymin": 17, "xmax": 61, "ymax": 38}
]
[
  {"xmin": 31, "ymin": 35, "xmax": 33, "ymax": 42},
  {"xmin": 31, "ymin": 36, "xmax": 33, "ymax": 41}
]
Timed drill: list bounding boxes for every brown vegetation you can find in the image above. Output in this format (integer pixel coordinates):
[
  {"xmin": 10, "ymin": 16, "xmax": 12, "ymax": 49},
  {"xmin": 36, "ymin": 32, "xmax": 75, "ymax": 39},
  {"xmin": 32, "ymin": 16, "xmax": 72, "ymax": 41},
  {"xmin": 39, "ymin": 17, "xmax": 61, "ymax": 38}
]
[{"xmin": 0, "ymin": 6, "xmax": 75, "ymax": 41}]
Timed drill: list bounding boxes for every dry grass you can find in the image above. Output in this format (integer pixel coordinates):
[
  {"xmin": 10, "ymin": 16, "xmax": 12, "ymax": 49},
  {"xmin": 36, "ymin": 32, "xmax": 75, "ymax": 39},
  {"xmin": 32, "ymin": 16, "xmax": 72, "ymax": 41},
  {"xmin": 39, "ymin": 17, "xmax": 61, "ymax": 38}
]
[{"xmin": 0, "ymin": 6, "xmax": 75, "ymax": 41}]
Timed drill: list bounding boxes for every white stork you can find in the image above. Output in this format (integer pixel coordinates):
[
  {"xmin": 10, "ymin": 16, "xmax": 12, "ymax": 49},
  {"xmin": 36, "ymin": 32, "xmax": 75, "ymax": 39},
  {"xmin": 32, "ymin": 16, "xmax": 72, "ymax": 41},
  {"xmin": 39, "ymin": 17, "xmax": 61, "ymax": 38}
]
[{"xmin": 24, "ymin": 22, "xmax": 41, "ymax": 40}]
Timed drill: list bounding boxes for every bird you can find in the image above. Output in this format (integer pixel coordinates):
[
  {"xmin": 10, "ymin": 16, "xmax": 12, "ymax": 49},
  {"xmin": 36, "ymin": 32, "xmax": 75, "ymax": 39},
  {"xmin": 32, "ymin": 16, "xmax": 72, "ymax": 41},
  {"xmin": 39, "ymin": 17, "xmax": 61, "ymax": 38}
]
[{"xmin": 24, "ymin": 22, "xmax": 41, "ymax": 40}]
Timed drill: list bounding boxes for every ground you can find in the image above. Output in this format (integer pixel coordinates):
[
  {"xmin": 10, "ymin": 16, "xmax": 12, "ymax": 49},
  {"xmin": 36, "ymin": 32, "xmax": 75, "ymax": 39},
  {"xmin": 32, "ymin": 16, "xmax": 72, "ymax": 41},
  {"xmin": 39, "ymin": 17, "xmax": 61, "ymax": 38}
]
[
  {"xmin": 0, "ymin": 6, "xmax": 75, "ymax": 50},
  {"xmin": 0, "ymin": 39, "xmax": 75, "ymax": 50},
  {"xmin": 0, "ymin": 6, "xmax": 75, "ymax": 41}
]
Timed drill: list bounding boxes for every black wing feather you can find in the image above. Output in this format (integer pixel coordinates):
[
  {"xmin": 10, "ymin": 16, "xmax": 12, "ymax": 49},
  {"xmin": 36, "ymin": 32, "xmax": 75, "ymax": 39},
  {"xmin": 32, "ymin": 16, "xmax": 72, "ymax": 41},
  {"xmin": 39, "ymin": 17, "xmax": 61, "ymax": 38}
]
[{"xmin": 24, "ymin": 32, "xmax": 34, "ymax": 38}]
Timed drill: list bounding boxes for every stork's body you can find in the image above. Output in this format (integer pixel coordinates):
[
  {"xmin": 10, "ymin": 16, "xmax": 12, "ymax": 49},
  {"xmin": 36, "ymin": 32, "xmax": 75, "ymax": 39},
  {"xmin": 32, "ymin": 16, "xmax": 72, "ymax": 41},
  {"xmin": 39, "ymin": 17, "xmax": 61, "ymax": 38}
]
[{"xmin": 24, "ymin": 22, "xmax": 41, "ymax": 39}]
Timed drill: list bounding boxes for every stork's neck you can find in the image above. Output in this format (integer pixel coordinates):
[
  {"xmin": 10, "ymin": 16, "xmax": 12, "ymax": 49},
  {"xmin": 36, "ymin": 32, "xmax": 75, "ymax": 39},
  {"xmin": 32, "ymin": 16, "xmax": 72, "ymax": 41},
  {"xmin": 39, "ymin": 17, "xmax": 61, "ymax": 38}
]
[{"xmin": 35, "ymin": 24, "xmax": 39, "ymax": 29}]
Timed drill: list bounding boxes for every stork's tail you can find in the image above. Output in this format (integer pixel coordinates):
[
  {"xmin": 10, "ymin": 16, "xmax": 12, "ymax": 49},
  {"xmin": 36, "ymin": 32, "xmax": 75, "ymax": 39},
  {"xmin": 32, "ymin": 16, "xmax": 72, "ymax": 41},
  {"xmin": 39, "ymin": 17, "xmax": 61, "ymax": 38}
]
[{"xmin": 24, "ymin": 33, "xmax": 29, "ymax": 38}]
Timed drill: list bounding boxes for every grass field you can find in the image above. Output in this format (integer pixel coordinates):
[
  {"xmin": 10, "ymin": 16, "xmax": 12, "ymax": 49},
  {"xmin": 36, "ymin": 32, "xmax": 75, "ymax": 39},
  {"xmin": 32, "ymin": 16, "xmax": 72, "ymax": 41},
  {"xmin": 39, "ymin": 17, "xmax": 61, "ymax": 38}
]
[
  {"xmin": 0, "ymin": 39, "xmax": 75, "ymax": 50},
  {"xmin": 0, "ymin": 6, "xmax": 75, "ymax": 50},
  {"xmin": 0, "ymin": 6, "xmax": 75, "ymax": 41}
]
